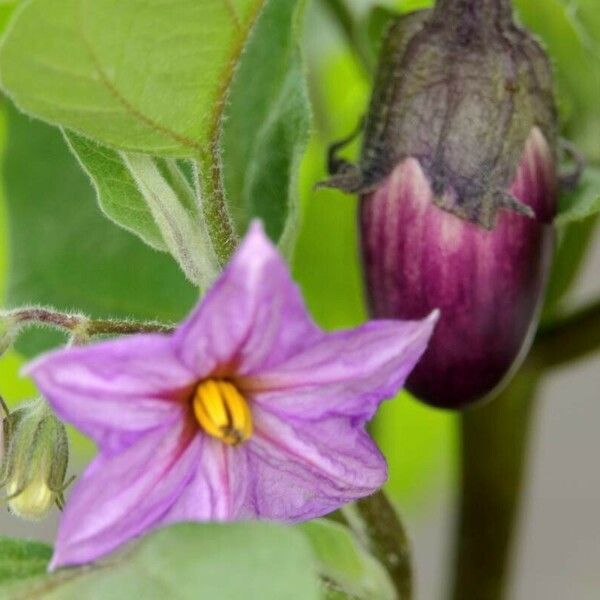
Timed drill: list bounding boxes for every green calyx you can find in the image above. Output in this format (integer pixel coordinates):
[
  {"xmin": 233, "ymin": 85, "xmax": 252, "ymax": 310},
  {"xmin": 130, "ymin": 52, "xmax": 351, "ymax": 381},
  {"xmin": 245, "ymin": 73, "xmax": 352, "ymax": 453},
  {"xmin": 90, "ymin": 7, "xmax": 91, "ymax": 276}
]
[
  {"xmin": 0, "ymin": 398, "xmax": 71, "ymax": 521},
  {"xmin": 324, "ymin": 0, "xmax": 558, "ymax": 229}
]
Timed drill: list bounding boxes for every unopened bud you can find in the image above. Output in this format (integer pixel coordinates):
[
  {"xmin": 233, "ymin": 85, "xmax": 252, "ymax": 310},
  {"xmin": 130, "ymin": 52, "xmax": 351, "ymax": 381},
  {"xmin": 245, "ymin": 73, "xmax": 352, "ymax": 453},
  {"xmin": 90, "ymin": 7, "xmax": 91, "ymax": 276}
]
[
  {"xmin": 0, "ymin": 398, "xmax": 70, "ymax": 520},
  {"xmin": 323, "ymin": 0, "xmax": 558, "ymax": 408}
]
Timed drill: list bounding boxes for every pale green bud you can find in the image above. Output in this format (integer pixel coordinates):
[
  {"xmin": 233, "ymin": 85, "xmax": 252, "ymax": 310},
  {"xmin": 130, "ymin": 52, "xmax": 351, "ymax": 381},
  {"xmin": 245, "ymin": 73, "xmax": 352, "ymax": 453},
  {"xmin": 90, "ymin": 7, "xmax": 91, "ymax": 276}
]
[{"xmin": 0, "ymin": 398, "xmax": 70, "ymax": 521}]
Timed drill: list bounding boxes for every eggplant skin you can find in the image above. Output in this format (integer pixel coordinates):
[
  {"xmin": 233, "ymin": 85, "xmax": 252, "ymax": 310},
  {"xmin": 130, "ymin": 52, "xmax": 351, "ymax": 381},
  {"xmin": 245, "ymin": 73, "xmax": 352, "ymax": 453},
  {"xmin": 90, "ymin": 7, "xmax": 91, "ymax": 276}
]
[{"xmin": 360, "ymin": 128, "xmax": 556, "ymax": 408}]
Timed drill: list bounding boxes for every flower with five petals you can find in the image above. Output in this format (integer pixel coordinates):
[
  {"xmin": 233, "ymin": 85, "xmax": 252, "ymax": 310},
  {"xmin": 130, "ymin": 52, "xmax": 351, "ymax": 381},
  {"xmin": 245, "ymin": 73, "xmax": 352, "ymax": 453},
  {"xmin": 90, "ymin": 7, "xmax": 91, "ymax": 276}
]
[{"xmin": 27, "ymin": 223, "xmax": 438, "ymax": 569}]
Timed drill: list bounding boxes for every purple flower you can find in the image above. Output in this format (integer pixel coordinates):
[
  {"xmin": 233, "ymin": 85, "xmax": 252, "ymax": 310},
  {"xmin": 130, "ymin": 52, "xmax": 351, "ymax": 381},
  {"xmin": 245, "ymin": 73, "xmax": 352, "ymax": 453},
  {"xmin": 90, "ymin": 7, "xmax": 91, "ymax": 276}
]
[{"xmin": 26, "ymin": 222, "xmax": 437, "ymax": 570}]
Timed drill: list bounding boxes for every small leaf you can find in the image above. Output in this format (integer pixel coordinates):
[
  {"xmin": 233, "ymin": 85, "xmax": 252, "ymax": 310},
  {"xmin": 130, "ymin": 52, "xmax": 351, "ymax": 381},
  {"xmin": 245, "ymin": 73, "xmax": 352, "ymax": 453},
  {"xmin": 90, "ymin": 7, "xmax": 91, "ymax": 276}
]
[
  {"xmin": 2, "ymin": 523, "xmax": 320, "ymax": 600},
  {"xmin": 557, "ymin": 167, "xmax": 600, "ymax": 225},
  {"xmin": 542, "ymin": 216, "xmax": 598, "ymax": 319},
  {"xmin": 64, "ymin": 132, "xmax": 167, "ymax": 251},
  {"xmin": 543, "ymin": 166, "xmax": 600, "ymax": 316},
  {"xmin": 0, "ymin": 537, "xmax": 51, "ymax": 584},
  {"xmin": 299, "ymin": 519, "xmax": 396, "ymax": 600},
  {"xmin": 65, "ymin": 130, "xmax": 220, "ymax": 286},
  {"xmin": 122, "ymin": 152, "xmax": 219, "ymax": 287},
  {"xmin": 221, "ymin": 0, "xmax": 311, "ymax": 251}
]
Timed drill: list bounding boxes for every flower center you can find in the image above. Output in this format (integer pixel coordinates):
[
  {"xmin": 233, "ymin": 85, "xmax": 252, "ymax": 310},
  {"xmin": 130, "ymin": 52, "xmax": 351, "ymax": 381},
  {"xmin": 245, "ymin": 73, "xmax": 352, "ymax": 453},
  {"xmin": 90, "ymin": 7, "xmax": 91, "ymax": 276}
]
[{"xmin": 192, "ymin": 379, "xmax": 253, "ymax": 446}]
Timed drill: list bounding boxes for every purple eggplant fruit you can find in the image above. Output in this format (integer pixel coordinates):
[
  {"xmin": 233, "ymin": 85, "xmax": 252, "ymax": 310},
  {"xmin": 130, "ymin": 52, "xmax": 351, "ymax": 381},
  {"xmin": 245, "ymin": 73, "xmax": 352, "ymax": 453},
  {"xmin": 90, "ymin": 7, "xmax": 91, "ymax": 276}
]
[{"xmin": 322, "ymin": 0, "xmax": 558, "ymax": 408}]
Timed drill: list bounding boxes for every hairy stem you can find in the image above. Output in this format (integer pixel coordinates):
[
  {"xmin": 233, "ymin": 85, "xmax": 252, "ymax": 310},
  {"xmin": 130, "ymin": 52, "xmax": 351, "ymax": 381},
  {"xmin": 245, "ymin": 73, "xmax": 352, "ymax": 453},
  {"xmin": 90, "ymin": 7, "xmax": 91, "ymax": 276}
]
[
  {"xmin": 355, "ymin": 490, "xmax": 412, "ymax": 599},
  {"xmin": 3, "ymin": 307, "xmax": 173, "ymax": 339},
  {"xmin": 195, "ymin": 155, "xmax": 238, "ymax": 267},
  {"xmin": 451, "ymin": 361, "xmax": 540, "ymax": 600},
  {"xmin": 534, "ymin": 298, "xmax": 600, "ymax": 368}
]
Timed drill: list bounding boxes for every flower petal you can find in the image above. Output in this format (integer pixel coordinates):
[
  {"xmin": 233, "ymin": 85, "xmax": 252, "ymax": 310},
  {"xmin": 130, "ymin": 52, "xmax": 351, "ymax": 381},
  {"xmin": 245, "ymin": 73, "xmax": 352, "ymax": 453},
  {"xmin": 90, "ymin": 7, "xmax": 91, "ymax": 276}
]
[
  {"xmin": 246, "ymin": 312, "xmax": 438, "ymax": 422},
  {"xmin": 164, "ymin": 438, "xmax": 248, "ymax": 523},
  {"xmin": 242, "ymin": 407, "xmax": 387, "ymax": 522},
  {"xmin": 50, "ymin": 422, "xmax": 200, "ymax": 570},
  {"xmin": 24, "ymin": 334, "xmax": 193, "ymax": 451},
  {"xmin": 174, "ymin": 222, "xmax": 321, "ymax": 376}
]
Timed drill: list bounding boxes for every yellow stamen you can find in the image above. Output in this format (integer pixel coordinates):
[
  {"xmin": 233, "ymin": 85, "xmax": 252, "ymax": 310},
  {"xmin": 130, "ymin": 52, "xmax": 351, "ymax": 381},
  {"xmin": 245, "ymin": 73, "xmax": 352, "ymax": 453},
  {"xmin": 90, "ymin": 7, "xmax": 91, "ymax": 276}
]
[{"xmin": 193, "ymin": 379, "xmax": 253, "ymax": 446}]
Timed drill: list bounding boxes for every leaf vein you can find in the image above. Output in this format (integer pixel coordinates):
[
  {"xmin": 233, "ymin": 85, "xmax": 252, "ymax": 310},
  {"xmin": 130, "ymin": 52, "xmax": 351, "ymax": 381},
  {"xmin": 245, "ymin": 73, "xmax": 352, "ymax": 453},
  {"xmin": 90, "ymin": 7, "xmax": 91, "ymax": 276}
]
[{"xmin": 75, "ymin": 1, "xmax": 203, "ymax": 154}]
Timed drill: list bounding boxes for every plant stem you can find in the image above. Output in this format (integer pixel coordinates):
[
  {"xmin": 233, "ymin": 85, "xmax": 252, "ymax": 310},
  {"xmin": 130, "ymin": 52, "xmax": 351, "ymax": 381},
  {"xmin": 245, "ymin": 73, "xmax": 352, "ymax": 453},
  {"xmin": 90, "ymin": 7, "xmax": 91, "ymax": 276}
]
[
  {"xmin": 3, "ymin": 307, "xmax": 173, "ymax": 339},
  {"xmin": 355, "ymin": 490, "xmax": 413, "ymax": 599},
  {"xmin": 448, "ymin": 296, "xmax": 600, "ymax": 599},
  {"xmin": 534, "ymin": 298, "xmax": 600, "ymax": 368},
  {"xmin": 451, "ymin": 361, "xmax": 540, "ymax": 600},
  {"xmin": 195, "ymin": 156, "xmax": 238, "ymax": 267}
]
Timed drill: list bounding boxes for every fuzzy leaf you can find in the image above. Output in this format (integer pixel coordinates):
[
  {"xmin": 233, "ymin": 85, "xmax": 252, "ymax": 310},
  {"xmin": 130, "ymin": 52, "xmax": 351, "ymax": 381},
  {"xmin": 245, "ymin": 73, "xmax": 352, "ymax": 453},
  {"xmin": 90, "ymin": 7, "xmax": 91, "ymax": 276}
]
[
  {"xmin": 0, "ymin": 537, "xmax": 51, "ymax": 585},
  {"xmin": 299, "ymin": 520, "xmax": 396, "ymax": 600},
  {"xmin": 557, "ymin": 167, "xmax": 600, "ymax": 225},
  {"xmin": 1, "ymin": 523, "xmax": 320, "ymax": 600},
  {"xmin": 64, "ymin": 132, "xmax": 167, "ymax": 251},
  {"xmin": 2, "ymin": 103, "xmax": 195, "ymax": 356},
  {"xmin": 65, "ymin": 131, "xmax": 219, "ymax": 285},
  {"xmin": 122, "ymin": 152, "xmax": 218, "ymax": 287},
  {"xmin": 0, "ymin": 0, "xmax": 265, "ymax": 158},
  {"xmin": 221, "ymin": 0, "xmax": 310, "ymax": 250},
  {"xmin": 1, "ymin": 0, "xmax": 311, "ymax": 259}
]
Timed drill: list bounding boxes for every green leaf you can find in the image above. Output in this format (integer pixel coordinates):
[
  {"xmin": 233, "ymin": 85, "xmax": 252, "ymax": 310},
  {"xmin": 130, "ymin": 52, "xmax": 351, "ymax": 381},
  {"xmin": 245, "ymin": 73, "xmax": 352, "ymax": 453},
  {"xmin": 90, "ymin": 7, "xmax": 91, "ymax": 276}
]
[
  {"xmin": 299, "ymin": 520, "xmax": 395, "ymax": 600},
  {"xmin": 542, "ymin": 215, "xmax": 598, "ymax": 319},
  {"xmin": 2, "ymin": 103, "xmax": 196, "ymax": 356},
  {"xmin": 293, "ymin": 54, "xmax": 370, "ymax": 332},
  {"xmin": 513, "ymin": 0, "xmax": 600, "ymax": 159},
  {"xmin": 0, "ymin": 1, "xmax": 18, "ymax": 35},
  {"xmin": 364, "ymin": 6, "xmax": 399, "ymax": 63},
  {"xmin": 0, "ymin": 0, "xmax": 312, "ymax": 261},
  {"xmin": 557, "ymin": 167, "xmax": 600, "ymax": 225},
  {"xmin": 121, "ymin": 152, "xmax": 218, "ymax": 287},
  {"xmin": 65, "ymin": 132, "xmax": 219, "ymax": 286},
  {"xmin": 0, "ymin": 537, "xmax": 52, "ymax": 584},
  {"xmin": 221, "ymin": 0, "xmax": 310, "ymax": 249},
  {"xmin": 64, "ymin": 132, "xmax": 167, "ymax": 251},
  {"xmin": 393, "ymin": 0, "xmax": 432, "ymax": 11},
  {"xmin": 2, "ymin": 523, "xmax": 320, "ymax": 600},
  {"xmin": 574, "ymin": 0, "xmax": 600, "ymax": 44},
  {"xmin": 0, "ymin": 0, "xmax": 265, "ymax": 159},
  {"xmin": 543, "ymin": 167, "xmax": 600, "ymax": 316}
]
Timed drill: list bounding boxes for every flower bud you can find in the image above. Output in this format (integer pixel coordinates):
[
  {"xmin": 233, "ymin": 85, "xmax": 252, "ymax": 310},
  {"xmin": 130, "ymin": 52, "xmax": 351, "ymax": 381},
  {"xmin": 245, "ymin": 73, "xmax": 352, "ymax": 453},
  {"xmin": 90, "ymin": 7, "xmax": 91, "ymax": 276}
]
[
  {"xmin": 323, "ymin": 0, "xmax": 558, "ymax": 408},
  {"xmin": 1, "ymin": 398, "xmax": 70, "ymax": 520}
]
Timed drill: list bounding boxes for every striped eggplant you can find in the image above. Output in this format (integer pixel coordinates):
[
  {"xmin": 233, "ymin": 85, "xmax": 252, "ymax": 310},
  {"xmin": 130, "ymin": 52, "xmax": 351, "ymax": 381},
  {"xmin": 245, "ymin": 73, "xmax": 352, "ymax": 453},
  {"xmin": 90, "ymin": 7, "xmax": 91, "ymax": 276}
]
[{"xmin": 322, "ymin": 0, "xmax": 558, "ymax": 408}]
